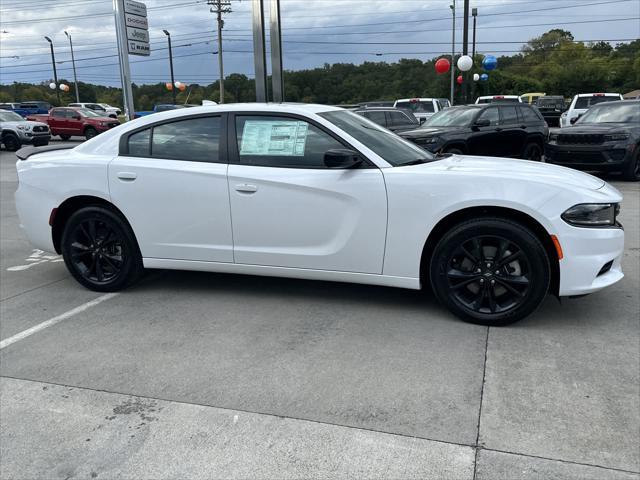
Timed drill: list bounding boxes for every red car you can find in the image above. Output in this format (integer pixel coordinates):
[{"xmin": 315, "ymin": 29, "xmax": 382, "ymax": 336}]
[{"xmin": 27, "ymin": 107, "xmax": 120, "ymax": 141}]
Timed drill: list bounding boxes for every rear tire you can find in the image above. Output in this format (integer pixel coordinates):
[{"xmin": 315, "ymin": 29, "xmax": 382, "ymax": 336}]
[
  {"xmin": 429, "ymin": 217, "xmax": 550, "ymax": 326},
  {"xmin": 523, "ymin": 142, "xmax": 543, "ymax": 161},
  {"xmin": 61, "ymin": 206, "xmax": 143, "ymax": 292},
  {"xmin": 3, "ymin": 133, "xmax": 21, "ymax": 152},
  {"xmin": 59, "ymin": 134, "xmax": 72, "ymax": 141},
  {"xmin": 84, "ymin": 127, "xmax": 98, "ymax": 140},
  {"xmin": 622, "ymin": 149, "xmax": 639, "ymax": 181}
]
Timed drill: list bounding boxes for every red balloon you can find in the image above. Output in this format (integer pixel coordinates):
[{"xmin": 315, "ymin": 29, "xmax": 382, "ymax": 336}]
[
  {"xmin": 435, "ymin": 58, "xmax": 450, "ymax": 74},
  {"xmin": 457, "ymin": 75, "xmax": 464, "ymax": 85}
]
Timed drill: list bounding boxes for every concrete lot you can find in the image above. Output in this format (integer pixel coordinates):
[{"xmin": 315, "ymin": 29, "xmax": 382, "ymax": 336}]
[{"xmin": 0, "ymin": 143, "xmax": 638, "ymax": 479}]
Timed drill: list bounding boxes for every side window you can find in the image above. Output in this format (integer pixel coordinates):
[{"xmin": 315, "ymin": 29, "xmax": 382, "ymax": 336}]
[
  {"xmin": 65, "ymin": 110, "xmax": 79, "ymax": 119},
  {"xmin": 519, "ymin": 106, "xmax": 541, "ymax": 123},
  {"xmin": 128, "ymin": 128, "xmax": 151, "ymax": 157},
  {"xmin": 235, "ymin": 115, "xmax": 346, "ymax": 169},
  {"xmin": 52, "ymin": 110, "xmax": 66, "ymax": 118},
  {"xmin": 477, "ymin": 107, "xmax": 499, "ymax": 125},
  {"xmin": 151, "ymin": 116, "xmax": 221, "ymax": 162},
  {"xmin": 363, "ymin": 111, "xmax": 387, "ymax": 126},
  {"xmin": 499, "ymin": 106, "xmax": 519, "ymax": 125},
  {"xmin": 387, "ymin": 111, "xmax": 411, "ymax": 126}
]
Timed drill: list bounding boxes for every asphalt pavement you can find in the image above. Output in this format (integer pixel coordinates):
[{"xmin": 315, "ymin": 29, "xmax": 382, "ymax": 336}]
[{"xmin": 0, "ymin": 142, "xmax": 638, "ymax": 479}]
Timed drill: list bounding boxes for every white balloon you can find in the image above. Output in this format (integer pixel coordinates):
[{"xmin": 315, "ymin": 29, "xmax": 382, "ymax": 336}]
[
  {"xmin": 174, "ymin": 81, "xmax": 182, "ymax": 88},
  {"xmin": 59, "ymin": 84, "xmax": 67, "ymax": 91},
  {"xmin": 473, "ymin": 73, "xmax": 480, "ymax": 82},
  {"xmin": 49, "ymin": 82, "xmax": 57, "ymax": 90},
  {"xmin": 457, "ymin": 55, "xmax": 473, "ymax": 72}
]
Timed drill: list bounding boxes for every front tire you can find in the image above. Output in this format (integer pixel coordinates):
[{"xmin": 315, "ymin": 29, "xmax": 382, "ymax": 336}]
[
  {"xmin": 429, "ymin": 218, "xmax": 550, "ymax": 326},
  {"xmin": 61, "ymin": 207, "xmax": 143, "ymax": 292},
  {"xmin": 3, "ymin": 133, "xmax": 21, "ymax": 152},
  {"xmin": 622, "ymin": 149, "xmax": 639, "ymax": 181},
  {"xmin": 523, "ymin": 142, "xmax": 543, "ymax": 161},
  {"xmin": 84, "ymin": 127, "xmax": 98, "ymax": 140}
]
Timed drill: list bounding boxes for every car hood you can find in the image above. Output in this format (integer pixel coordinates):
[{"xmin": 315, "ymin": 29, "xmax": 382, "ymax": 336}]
[
  {"xmin": 551, "ymin": 123, "xmax": 636, "ymax": 134},
  {"xmin": 0, "ymin": 120, "xmax": 48, "ymax": 128},
  {"xmin": 399, "ymin": 126, "xmax": 468, "ymax": 138},
  {"xmin": 408, "ymin": 154, "xmax": 606, "ymax": 190},
  {"xmin": 87, "ymin": 116, "xmax": 119, "ymax": 122}
]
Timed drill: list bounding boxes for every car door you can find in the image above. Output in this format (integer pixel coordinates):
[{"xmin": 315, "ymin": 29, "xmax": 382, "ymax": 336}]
[
  {"xmin": 227, "ymin": 113, "xmax": 387, "ymax": 274},
  {"xmin": 108, "ymin": 114, "xmax": 233, "ymax": 262},
  {"xmin": 467, "ymin": 107, "xmax": 502, "ymax": 156},
  {"xmin": 65, "ymin": 109, "xmax": 84, "ymax": 134},
  {"xmin": 498, "ymin": 105, "xmax": 526, "ymax": 157},
  {"xmin": 49, "ymin": 109, "xmax": 68, "ymax": 133}
]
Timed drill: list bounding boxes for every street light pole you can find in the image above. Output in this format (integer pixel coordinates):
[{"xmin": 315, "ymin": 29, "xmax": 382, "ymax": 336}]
[
  {"xmin": 64, "ymin": 31, "xmax": 80, "ymax": 103},
  {"xmin": 462, "ymin": 0, "xmax": 470, "ymax": 104},
  {"xmin": 44, "ymin": 36, "xmax": 60, "ymax": 105},
  {"xmin": 449, "ymin": 2, "xmax": 455, "ymax": 105},
  {"xmin": 163, "ymin": 30, "xmax": 176, "ymax": 104},
  {"xmin": 472, "ymin": 8, "xmax": 478, "ymax": 103}
]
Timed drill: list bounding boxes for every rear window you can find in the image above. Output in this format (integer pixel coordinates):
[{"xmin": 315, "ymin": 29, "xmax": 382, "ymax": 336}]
[
  {"xmin": 395, "ymin": 101, "xmax": 434, "ymax": 113},
  {"xmin": 361, "ymin": 111, "xmax": 387, "ymax": 126},
  {"xmin": 536, "ymin": 97, "xmax": 564, "ymax": 108},
  {"xmin": 574, "ymin": 95, "xmax": 620, "ymax": 109}
]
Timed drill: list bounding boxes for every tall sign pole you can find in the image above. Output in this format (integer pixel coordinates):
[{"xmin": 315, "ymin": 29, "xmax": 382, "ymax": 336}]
[
  {"xmin": 113, "ymin": 0, "xmax": 150, "ymax": 120},
  {"xmin": 252, "ymin": 0, "xmax": 268, "ymax": 102},
  {"xmin": 462, "ymin": 0, "xmax": 470, "ymax": 104},
  {"xmin": 64, "ymin": 31, "xmax": 80, "ymax": 103},
  {"xmin": 270, "ymin": 0, "xmax": 284, "ymax": 102},
  {"xmin": 449, "ymin": 2, "xmax": 455, "ymax": 105}
]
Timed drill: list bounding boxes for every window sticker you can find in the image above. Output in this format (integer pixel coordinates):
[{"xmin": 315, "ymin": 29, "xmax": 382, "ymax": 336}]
[{"xmin": 240, "ymin": 120, "xmax": 308, "ymax": 156}]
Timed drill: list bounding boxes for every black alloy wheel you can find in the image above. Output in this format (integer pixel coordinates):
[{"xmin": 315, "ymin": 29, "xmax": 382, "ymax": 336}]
[
  {"xmin": 85, "ymin": 127, "xmax": 98, "ymax": 140},
  {"xmin": 3, "ymin": 134, "xmax": 21, "ymax": 152},
  {"xmin": 523, "ymin": 142, "xmax": 543, "ymax": 161},
  {"xmin": 430, "ymin": 218, "xmax": 550, "ymax": 325},
  {"xmin": 61, "ymin": 207, "xmax": 143, "ymax": 291}
]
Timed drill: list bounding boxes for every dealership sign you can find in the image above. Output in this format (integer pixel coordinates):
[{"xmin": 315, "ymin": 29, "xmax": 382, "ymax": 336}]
[{"xmin": 123, "ymin": 0, "xmax": 149, "ymax": 56}]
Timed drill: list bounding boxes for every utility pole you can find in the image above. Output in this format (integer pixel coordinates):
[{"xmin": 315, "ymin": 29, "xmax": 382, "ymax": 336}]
[
  {"xmin": 208, "ymin": 0, "xmax": 233, "ymax": 103},
  {"xmin": 462, "ymin": 0, "xmax": 470, "ymax": 104},
  {"xmin": 64, "ymin": 31, "xmax": 80, "ymax": 103},
  {"xmin": 163, "ymin": 30, "xmax": 176, "ymax": 104},
  {"xmin": 471, "ymin": 8, "xmax": 478, "ymax": 104},
  {"xmin": 449, "ymin": 2, "xmax": 455, "ymax": 105},
  {"xmin": 44, "ymin": 36, "xmax": 60, "ymax": 105}
]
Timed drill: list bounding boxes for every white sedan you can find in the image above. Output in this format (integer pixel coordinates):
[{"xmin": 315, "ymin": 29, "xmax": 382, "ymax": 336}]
[{"xmin": 14, "ymin": 103, "xmax": 625, "ymax": 325}]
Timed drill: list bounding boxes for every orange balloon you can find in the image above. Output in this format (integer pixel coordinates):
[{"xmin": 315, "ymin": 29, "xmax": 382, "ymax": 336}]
[
  {"xmin": 166, "ymin": 82, "xmax": 173, "ymax": 91},
  {"xmin": 178, "ymin": 83, "xmax": 186, "ymax": 91}
]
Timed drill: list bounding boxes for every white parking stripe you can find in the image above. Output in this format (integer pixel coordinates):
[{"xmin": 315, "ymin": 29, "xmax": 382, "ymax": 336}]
[{"xmin": 0, "ymin": 293, "xmax": 119, "ymax": 350}]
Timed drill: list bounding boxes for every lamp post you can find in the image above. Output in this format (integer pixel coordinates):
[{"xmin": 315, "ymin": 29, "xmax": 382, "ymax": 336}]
[
  {"xmin": 163, "ymin": 30, "xmax": 176, "ymax": 104},
  {"xmin": 44, "ymin": 36, "xmax": 60, "ymax": 104},
  {"xmin": 64, "ymin": 31, "xmax": 80, "ymax": 103},
  {"xmin": 472, "ymin": 8, "xmax": 478, "ymax": 103},
  {"xmin": 449, "ymin": 2, "xmax": 455, "ymax": 105}
]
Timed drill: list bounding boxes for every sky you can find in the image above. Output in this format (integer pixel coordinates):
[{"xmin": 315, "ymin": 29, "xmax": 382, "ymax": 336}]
[{"xmin": 0, "ymin": 0, "xmax": 639, "ymax": 87}]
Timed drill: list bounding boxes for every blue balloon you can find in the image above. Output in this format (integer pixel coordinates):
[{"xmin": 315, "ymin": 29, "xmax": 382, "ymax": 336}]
[
  {"xmin": 482, "ymin": 55, "xmax": 498, "ymax": 71},
  {"xmin": 480, "ymin": 73, "xmax": 489, "ymax": 82}
]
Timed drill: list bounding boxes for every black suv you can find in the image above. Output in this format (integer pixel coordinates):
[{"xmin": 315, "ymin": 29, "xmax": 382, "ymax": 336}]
[
  {"xmin": 545, "ymin": 100, "xmax": 639, "ymax": 181},
  {"xmin": 535, "ymin": 96, "xmax": 565, "ymax": 127},
  {"xmin": 399, "ymin": 103, "xmax": 548, "ymax": 160},
  {"xmin": 353, "ymin": 107, "xmax": 419, "ymax": 133}
]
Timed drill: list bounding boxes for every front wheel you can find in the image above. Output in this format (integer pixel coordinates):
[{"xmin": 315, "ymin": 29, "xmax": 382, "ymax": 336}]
[
  {"xmin": 61, "ymin": 207, "xmax": 143, "ymax": 292},
  {"xmin": 622, "ymin": 149, "xmax": 639, "ymax": 181},
  {"xmin": 84, "ymin": 127, "xmax": 98, "ymax": 140},
  {"xmin": 3, "ymin": 133, "xmax": 21, "ymax": 152},
  {"xmin": 429, "ymin": 218, "xmax": 550, "ymax": 326},
  {"xmin": 522, "ymin": 142, "xmax": 543, "ymax": 161}
]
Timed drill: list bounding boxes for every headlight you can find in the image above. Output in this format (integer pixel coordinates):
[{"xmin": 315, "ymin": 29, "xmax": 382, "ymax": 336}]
[
  {"xmin": 16, "ymin": 124, "xmax": 28, "ymax": 131},
  {"xmin": 560, "ymin": 112, "xmax": 567, "ymax": 118},
  {"xmin": 603, "ymin": 133, "xmax": 629, "ymax": 142},
  {"xmin": 419, "ymin": 136, "xmax": 440, "ymax": 144},
  {"xmin": 562, "ymin": 203, "xmax": 620, "ymax": 227}
]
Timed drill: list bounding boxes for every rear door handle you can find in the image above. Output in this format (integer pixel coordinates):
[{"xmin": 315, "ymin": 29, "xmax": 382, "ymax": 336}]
[
  {"xmin": 117, "ymin": 172, "xmax": 137, "ymax": 181},
  {"xmin": 235, "ymin": 183, "xmax": 258, "ymax": 193}
]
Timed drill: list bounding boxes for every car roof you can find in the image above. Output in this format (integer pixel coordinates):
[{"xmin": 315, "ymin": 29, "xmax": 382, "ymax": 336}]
[
  {"xmin": 395, "ymin": 98, "xmax": 436, "ymax": 102},
  {"xmin": 478, "ymin": 95, "xmax": 519, "ymax": 99},
  {"xmin": 574, "ymin": 93, "xmax": 621, "ymax": 97}
]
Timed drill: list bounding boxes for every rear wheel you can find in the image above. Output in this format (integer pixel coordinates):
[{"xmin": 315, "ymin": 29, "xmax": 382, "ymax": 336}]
[
  {"xmin": 523, "ymin": 142, "xmax": 543, "ymax": 161},
  {"xmin": 622, "ymin": 149, "xmax": 639, "ymax": 181},
  {"xmin": 61, "ymin": 206, "xmax": 143, "ymax": 292},
  {"xmin": 84, "ymin": 127, "xmax": 98, "ymax": 140},
  {"xmin": 3, "ymin": 133, "xmax": 21, "ymax": 152},
  {"xmin": 59, "ymin": 134, "xmax": 71, "ymax": 141},
  {"xmin": 429, "ymin": 218, "xmax": 550, "ymax": 326}
]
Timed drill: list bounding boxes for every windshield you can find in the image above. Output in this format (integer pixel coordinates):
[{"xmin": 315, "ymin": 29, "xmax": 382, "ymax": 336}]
[
  {"xmin": 424, "ymin": 107, "xmax": 477, "ymax": 127},
  {"xmin": 395, "ymin": 100, "xmax": 434, "ymax": 113},
  {"xmin": 0, "ymin": 111, "xmax": 25, "ymax": 122},
  {"xmin": 77, "ymin": 108, "xmax": 102, "ymax": 118},
  {"xmin": 319, "ymin": 110, "xmax": 434, "ymax": 166},
  {"xmin": 574, "ymin": 95, "xmax": 620, "ymax": 109},
  {"xmin": 577, "ymin": 103, "xmax": 640, "ymax": 124}
]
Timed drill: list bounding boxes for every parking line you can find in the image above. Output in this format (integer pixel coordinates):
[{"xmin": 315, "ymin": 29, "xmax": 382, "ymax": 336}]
[{"xmin": 0, "ymin": 293, "xmax": 119, "ymax": 350}]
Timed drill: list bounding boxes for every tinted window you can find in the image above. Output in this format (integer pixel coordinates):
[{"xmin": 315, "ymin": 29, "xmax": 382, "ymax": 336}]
[
  {"xmin": 388, "ymin": 111, "xmax": 412, "ymax": 126},
  {"xmin": 235, "ymin": 116, "xmax": 345, "ymax": 169},
  {"xmin": 500, "ymin": 106, "xmax": 519, "ymax": 125},
  {"xmin": 574, "ymin": 96, "xmax": 620, "ymax": 109},
  {"xmin": 19, "ymin": 103, "xmax": 37, "ymax": 108},
  {"xmin": 395, "ymin": 101, "xmax": 434, "ymax": 113},
  {"xmin": 128, "ymin": 128, "xmax": 151, "ymax": 157},
  {"xmin": 52, "ymin": 110, "xmax": 66, "ymax": 118},
  {"xmin": 151, "ymin": 116, "xmax": 221, "ymax": 162},
  {"xmin": 477, "ymin": 107, "xmax": 499, "ymax": 125},
  {"xmin": 362, "ymin": 111, "xmax": 387, "ymax": 126},
  {"xmin": 65, "ymin": 110, "xmax": 80, "ymax": 118},
  {"xmin": 578, "ymin": 103, "xmax": 640, "ymax": 124},
  {"xmin": 519, "ymin": 106, "xmax": 541, "ymax": 123},
  {"xmin": 69, "ymin": 104, "xmax": 80, "ymax": 107}
]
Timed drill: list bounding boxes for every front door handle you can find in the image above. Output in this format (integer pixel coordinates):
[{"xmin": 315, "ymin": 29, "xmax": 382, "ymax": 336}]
[
  {"xmin": 117, "ymin": 172, "xmax": 137, "ymax": 181},
  {"xmin": 235, "ymin": 183, "xmax": 258, "ymax": 194}
]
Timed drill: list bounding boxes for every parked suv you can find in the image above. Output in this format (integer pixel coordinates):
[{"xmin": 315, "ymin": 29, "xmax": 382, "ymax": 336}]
[
  {"xmin": 546, "ymin": 100, "xmax": 639, "ymax": 181},
  {"xmin": 559, "ymin": 93, "xmax": 623, "ymax": 128},
  {"xmin": 535, "ymin": 96, "xmax": 566, "ymax": 127},
  {"xmin": 393, "ymin": 98, "xmax": 443, "ymax": 124},
  {"xmin": 0, "ymin": 109, "xmax": 50, "ymax": 151},
  {"xmin": 399, "ymin": 103, "xmax": 548, "ymax": 160},
  {"xmin": 353, "ymin": 106, "xmax": 419, "ymax": 133},
  {"xmin": 475, "ymin": 95, "xmax": 522, "ymax": 104},
  {"xmin": 68, "ymin": 103, "xmax": 120, "ymax": 118}
]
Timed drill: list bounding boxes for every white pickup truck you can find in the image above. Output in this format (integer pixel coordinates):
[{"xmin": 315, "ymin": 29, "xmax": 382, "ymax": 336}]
[{"xmin": 559, "ymin": 93, "xmax": 623, "ymax": 128}]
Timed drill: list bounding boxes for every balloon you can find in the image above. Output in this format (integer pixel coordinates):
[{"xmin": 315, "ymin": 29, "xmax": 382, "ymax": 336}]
[
  {"xmin": 457, "ymin": 75, "xmax": 463, "ymax": 85},
  {"xmin": 174, "ymin": 81, "xmax": 182, "ymax": 89},
  {"xmin": 457, "ymin": 55, "xmax": 473, "ymax": 72},
  {"xmin": 435, "ymin": 58, "xmax": 450, "ymax": 74},
  {"xmin": 178, "ymin": 83, "xmax": 187, "ymax": 91},
  {"xmin": 482, "ymin": 55, "xmax": 498, "ymax": 71},
  {"xmin": 59, "ymin": 84, "xmax": 68, "ymax": 91},
  {"xmin": 480, "ymin": 73, "xmax": 489, "ymax": 82},
  {"xmin": 49, "ymin": 82, "xmax": 56, "ymax": 90},
  {"xmin": 166, "ymin": 82, "xmax": 173, "ymax": 91},
  {"xmin": 473, "ymin": 73, "xmax": 480, "ymax": 82}
]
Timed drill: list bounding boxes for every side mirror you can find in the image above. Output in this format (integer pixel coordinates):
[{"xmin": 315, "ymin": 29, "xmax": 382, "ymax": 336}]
[
  {"xmin": 72, "ymin": 114, "xmax": 81, "ymax": 120},
  {"xmin": 473, "ymin": 118, "xmax": 491, "ymax": 128},
  {"xmin": 570, "ymin": 115, "xmax": 581, "ymax": 125},
  {"xmin": 324, "ymin": 149, "xmax": 363, "ymax": 169}
]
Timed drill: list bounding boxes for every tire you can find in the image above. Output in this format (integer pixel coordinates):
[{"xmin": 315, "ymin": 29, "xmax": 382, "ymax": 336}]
[
  {"xmin": 429, "ymin": 217, "xmax": 550, "ymax": 326},
  {"xmin": 522, "ymin": 142, "xmax": 543, "ymax": 161},
  {"xmin": 3, "ymin": 133, "xmax": 21, "ymax": 152},
  {"xmin": 622, "ymin": 149, "xmax": 640, "ymax": 182},
  {"xmin": 61, "ymin": 206, "xmax": 144, "ymax": 292},
  {"xmin": 84, "ymin": 127, "xmax": 98, "ymax": 141},
  {"xmin": 444, "ymin": 147, "xmax": 464, "ymax": 155},
  {"xmin": 59, "ymin": 134, "xmax": 72, "ymax": 141}
]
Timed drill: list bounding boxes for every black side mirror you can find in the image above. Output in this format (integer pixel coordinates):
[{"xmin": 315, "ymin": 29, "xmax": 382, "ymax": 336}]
[
  {"xmin": 324, "ymin": 149, "xmax": 363, "ymax": 169},
  {"xmin": 72, "ymin": 115, "xmax": 81, "ymax": 120},
  {"xmin": 570, "ymin": 115, "xmax": 582, "ymax": 125},
  {"xmin": 473, "ymin": 118, "xmax": 491, "ymax": 128}
]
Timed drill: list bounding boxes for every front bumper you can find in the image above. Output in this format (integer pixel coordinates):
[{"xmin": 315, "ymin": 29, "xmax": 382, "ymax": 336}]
[
  {"xmin": 18, "ymin": 132, "xmax": 51, "ymax": 146},
  {"xmin": 545, "ymin": 142, "xmax": 635, "ymax": 172}
]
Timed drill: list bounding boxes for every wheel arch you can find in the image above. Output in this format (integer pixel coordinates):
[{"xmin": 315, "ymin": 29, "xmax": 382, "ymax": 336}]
[
  {"xmin": 51, "ymin": 195, "xmax": 139, "ymax": 255},
  {"xmin": 442, "ymin": 141, "xmax": 467, "ymax": 154},
  {"xmin": 419, "ymin": 205, "xmax": 560, "ymax": 295}
]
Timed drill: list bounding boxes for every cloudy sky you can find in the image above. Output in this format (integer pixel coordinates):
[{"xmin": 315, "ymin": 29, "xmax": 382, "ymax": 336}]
[{"xmin": 0, "ymin": 0, "xmax": 638, "ymax": 87}]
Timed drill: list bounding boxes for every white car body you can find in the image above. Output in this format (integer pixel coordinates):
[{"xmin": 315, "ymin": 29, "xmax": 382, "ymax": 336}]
[
  {"xmin": 15, "ymin": 104, "xmax": 624, "ymax": 301},
  {"xmin": 393, "ymin": 98, "xmax": 444, "ymax": 123},
  {"xmin": 559, "ymin": 93, "xmax": 624, "ymax": 128},
  {"xmin": 475, "ymin": 95, "xmax": 522, "ymax": 104}
]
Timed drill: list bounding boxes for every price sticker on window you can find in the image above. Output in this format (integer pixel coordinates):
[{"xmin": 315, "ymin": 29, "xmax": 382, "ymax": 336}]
[{"xmin": 240, "ymin": 120, "xmax": 308, "ymax": 156}]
